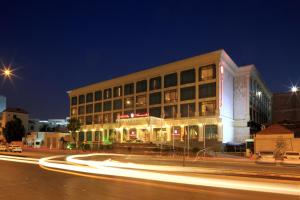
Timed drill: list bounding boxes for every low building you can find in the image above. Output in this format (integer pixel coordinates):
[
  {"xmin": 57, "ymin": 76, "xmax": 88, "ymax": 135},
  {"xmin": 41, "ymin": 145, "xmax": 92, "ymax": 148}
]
[
  {"xmin": 254, "ymin": 124, "xmax": 300, "ymax": 153},
  {"xmin": 28, "ymin": 118, "xmax": 69, "ymax": 132},
  {"xmin": 26, "ymin": 132, "xmax": 70, "ymax": 149}
]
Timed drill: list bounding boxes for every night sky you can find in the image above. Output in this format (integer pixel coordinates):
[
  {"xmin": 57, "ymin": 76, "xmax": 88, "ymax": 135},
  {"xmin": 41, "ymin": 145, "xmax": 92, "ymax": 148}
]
[{"xmin": 1, "ymin": 0, "xmax": 300, "ymax": 119}]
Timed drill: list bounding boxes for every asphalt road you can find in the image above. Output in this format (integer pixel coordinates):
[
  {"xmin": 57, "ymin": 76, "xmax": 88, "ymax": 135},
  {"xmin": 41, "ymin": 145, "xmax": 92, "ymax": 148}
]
[{"xmin": 0, "ymin": 160, "xmax": 298, "ymax": 200}]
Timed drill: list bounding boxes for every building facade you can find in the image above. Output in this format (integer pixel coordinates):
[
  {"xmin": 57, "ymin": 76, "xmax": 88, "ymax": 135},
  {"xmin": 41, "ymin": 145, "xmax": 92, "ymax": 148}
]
[{"xmin": 68, "ymin": 50, "xmax": 272, "ymax": 148}]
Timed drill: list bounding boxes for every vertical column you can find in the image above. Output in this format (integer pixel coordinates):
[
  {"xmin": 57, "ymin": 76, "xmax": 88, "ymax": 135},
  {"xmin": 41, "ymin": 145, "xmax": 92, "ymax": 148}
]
[
  {"xmin": 218, "ymin": 123, "xmax": 223, "ymax": 142},
  {"xmin": 177, "ymin": 72, "xmax": 181, "ymax": 118},
  {"xmin": 166, "ymin": 126, "xmax": 171, "ymax": 142},
  {"xmin": 198, "ymin": 124, "xmax": 203, "ymax": 142},
  {"xmin": 120, "ymin": 128, "xmax": 123, "ymax": 143},
  {"xmin": 195, "ymin": 67, "xmax": 199, "ymax": 116},
  {"xmin": 84, "ymin": 130, "xmax": 87, "ymax": 142},
  {"xmin": 180, "ymin": 125, "xmax": 184, "ymax": 141}
]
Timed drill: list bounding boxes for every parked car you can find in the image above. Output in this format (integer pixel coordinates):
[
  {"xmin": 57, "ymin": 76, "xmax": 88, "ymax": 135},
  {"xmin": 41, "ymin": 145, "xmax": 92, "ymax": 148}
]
[
  {"xmin": 256, "ymin": 151, "xmax": 275, "ymax": 163},
  {"xmin": 0, "ymin": 144, "xmax": 7, "ymax": 151},
  {"xmin": 8, "ymin": 144, "xmax": 22, "ymax": 153},
  {"xmin": 282, "ymin": 151, "xmax": 300, "ymax": 165}
]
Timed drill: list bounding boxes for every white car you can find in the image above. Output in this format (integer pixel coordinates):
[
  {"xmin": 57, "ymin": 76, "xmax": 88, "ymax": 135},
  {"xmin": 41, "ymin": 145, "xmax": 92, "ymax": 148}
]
[
  {"xmin": 8, "ymin": 145, "xmax": 22, "ymax": 153},
  {"xmin": 282, "ymin": 151, "xmax": 300, "ymax": 165},
  {"xmin": 0, "ymin": 144, "xmax": 7, "ymax": 151},
  {"xmin": 256, "ymin": 151, "xmax": 275, "ymax": 163}
]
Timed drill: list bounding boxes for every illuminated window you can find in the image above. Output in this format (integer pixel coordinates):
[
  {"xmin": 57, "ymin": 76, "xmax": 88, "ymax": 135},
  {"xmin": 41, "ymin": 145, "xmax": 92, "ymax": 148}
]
[
  {"xmin": 113, "ymin": 86, "xmax": 122, "ymax": 97},
  {"xmin": 103, "ymin": 113, "xmax": 111, "ymax": 123},
  {"xmin": 199, "ymin": 64, "xmax": 216, "ymax": 81},
  {"xmin": 71, "ymin": 108, "xmax": 77, "ymax": 116},
  {"xmin": 199, "ymin": 101, "xmax": 216, "ymax": 116},
  {"xmin": 104, "ymin": 88, "xmax": 112, "ymax": 99},
  {"xmin": 124, "ymin": 97, "xmax": 134, "ymax": 109},
  {"xmin": 136, "ymin": 95, "xmax": 147, "ymax": 107},
  {"xmin": 94, "ymin": 115, "xmax": 103, "ymax": 124},
  {"xmin": 164, "ymin": 90, "xmax": 177, "ymax": 103},
  {"xmin": 113, "ymin": 112, "xmax": 121, "ymax": 122},
  {"xmin": 205, "ymin": 125, "xmax": 218, "ymax": 140}
]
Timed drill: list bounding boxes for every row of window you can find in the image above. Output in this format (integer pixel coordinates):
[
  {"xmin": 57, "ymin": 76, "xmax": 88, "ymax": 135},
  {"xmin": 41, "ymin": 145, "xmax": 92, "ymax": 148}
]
[
  {"xmin": 75, "ymin": 101, "xmax": 216, "ymax": 124},
  {"xmin": 71, "ymin": 65, "xmax": 216, "ymax": 105}
]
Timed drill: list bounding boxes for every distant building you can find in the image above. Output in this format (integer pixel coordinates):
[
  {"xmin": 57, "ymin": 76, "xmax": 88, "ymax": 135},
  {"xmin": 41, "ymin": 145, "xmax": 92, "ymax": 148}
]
[
  {"xmin": 28, "ymin": 118, "xmax": 69, "ymax": 132},
  {"xmin": 26, "ymin": 132, "xmax": 70, "ymax": 149},
  {"xmin": 0, "ymin": 95, "xmax": 6, "ymax": 112}
]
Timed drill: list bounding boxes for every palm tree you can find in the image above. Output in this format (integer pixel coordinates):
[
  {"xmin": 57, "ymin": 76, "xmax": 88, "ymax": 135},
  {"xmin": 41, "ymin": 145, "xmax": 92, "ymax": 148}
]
[{"xmin": 67, "ymin": 118, "xmax": 81, "ymax": 148}]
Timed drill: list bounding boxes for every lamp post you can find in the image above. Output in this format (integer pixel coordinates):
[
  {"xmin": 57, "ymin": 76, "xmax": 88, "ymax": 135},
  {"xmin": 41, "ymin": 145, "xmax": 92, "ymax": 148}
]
[{"xmin": 1, "ymin": 66, "xmax": 15, "ymax": 79}]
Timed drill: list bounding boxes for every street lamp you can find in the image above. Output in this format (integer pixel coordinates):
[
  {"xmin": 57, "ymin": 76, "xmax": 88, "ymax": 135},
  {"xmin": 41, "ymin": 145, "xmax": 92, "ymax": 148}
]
[
  {"xmin": 291, "ymin": 86, "xmax": 298, "ymax": 93},
  {"xmin": 1, "ymin": 66, "xmax": 15, "ymax": 80}
]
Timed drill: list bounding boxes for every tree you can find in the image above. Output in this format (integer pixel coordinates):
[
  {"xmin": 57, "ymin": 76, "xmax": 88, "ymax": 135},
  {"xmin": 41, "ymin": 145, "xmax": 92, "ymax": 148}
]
[
  {"xmin": 67, "ymin": 118, "xmax": 81, "ymax": 147},
  {"xmin": 3, "ymin": 116, "xmax": 25, "ymax": 143}
]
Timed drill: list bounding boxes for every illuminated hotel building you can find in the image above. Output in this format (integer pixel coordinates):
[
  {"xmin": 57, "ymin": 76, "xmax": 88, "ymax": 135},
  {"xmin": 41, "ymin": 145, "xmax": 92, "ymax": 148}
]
[{"xmin": 68, "ymin": 50, "xmax": 272, "ymax": 148}]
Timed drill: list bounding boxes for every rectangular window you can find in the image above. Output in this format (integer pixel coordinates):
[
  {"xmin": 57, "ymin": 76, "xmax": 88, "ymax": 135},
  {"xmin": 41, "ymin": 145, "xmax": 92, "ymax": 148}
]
[
  {"xmin": 136, "ymin": 80, "xmax": 147, "ymax": 93},
  {"xmin": 86, "ymin": 104, "xmax": 93, "ymax": 114},
  {"xmin": 136, "ymin": 108, "xmax": 147, "ymax": 114},
  {"xmin": 199, "ymin": 64, "xmax": 216, "ymax": 81},
  {"xmin": 104, "ymin": 88, "xmax": 112, "ymax": 99},
  {"xmin": 164, "ymin": 105, "xmax": 177, "ymax": 119},
  {"xmin": 94, "ymin": 115, "xmax": 103, "ymax": 124},
  {"xmin": 86, "ymin": 131, "xmax": 92, "ymax": 141},
  {"xmin": 79, "ymin": 95, "xmax": 85, "ymax": 104},
  {"xmin": 103, "ymin": 113, "xmax": 111, "ymax": 123},
  {"xmin": 95, "ymin": 131, "xmax": 100, "ymax": 141},
  {"xmin": 124, "ymin": 83, "xmax": 134, "ymax": 95},
  {"xmin": 136, "ymin": 95, "xmax": 147, "ymax": 107},
  {"xmin": 78, "ymin": 106, "xmax": 85, "ymax": 115},
  {"xmin": 103, "ymin": 101, "xmax": 112, "ymax": 111},
  {"xmin": 164, "ymin": 73, "xmax": 177, "ymax": 88},
  {"xmin": 149, "ymin": 92, "xmax": 161, "ymax": 105},
  {"xmin": 150, "ymin": 77, "xmax": 161, "ymax": 90},
  {"xmin": 205, "ymin": 125, "xmax": 218, "ymax": 140},
  {"xmin": 180, "ymin": 103, "xmax": 195, "ymax": 117},
  {"xmin": 113, "ymin": 86, "xmax": 122, "ymax": 97},
  {"xmin": 79, "ymin": 132, "xmax": 84, "ymax": 142},
  {"xmin": 85, "ymin": 115, "xmax": 93, "ymax": 125},
  {"xmin": 180, "ymin": 86, "xmax": 195, "ymax": 101},
  {"xmin": 124, "ymin": 97, "xmax": 134, "ymax": 109},
  {"xmin": 71, "ymin": 108, "xmax": 77, "ymax": 116},
  {"xmin": 199, "ymin": 83, "xmax": 216, "ymax": 98},
  {"xmin": 164, "ymin": 90, "xmax": 177, "ymax": 103},
  {"xmin": 94, "ymin": 103, "xmax": 102, "ymax": 113},
  {"xmin": 180, "ymin": 69, "xmax": 195, "ymax": 85},
  {"xmin": 113, "ymin": 112, "xmax": 122, "ymax": 122},
  {"xmin": 86, "ymin": 93, "xmax": 93, "ymax": 103},
  {"xmin": 71, "ymin": 96, "xmax": 77, "ymax": 106},
  {"xmin": 95, "ymin": 91, "xmax": 102, "ymax": 101},
  {"xmin": 78, "ymin": 117, "xmax": 84, "ymax": 125},
  {"xmin": 149, "ymin": 107, "xmax": 161, "ymax": 118},
  {"xmin": 124, "ymin": 110, "xmax": 134, "ymax": 116},
  {"xmin": 199, "ymin": 101, "xmax": 216, "ymax": 116},
  {"xmin": 113, "ymin": 99, "xmax": 122, "ymax": 110}
]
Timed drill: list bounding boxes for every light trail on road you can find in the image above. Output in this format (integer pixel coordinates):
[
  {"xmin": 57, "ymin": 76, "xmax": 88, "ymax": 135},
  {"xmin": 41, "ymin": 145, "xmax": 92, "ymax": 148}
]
[{"xmin": 0, "ymin": 155, "xmax": 38, "ymax": 164}]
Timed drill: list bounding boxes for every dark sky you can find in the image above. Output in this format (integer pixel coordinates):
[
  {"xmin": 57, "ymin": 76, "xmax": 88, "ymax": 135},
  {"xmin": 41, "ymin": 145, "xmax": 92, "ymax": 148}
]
[{"xmin": 1, "ymin": 0, "xmax": 300, "ymax": 119}]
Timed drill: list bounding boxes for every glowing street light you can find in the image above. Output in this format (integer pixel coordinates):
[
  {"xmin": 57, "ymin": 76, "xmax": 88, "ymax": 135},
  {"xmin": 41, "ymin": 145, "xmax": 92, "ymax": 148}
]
[
  {"xmin": 1, "ymin": 66, "xmax": 15, "ymax": 80},
  {"xmin": 291, "ymin": 86, "xmax": 298, "ymax": 93}
]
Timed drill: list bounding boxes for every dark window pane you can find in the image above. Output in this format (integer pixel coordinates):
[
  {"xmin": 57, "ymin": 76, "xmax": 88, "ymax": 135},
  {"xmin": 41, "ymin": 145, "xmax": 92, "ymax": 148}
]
[
  {"xmin": 205, "ymin": 125, "xmax": 218, "ymax": 140},
  {"xmin": 103, "ymin": 113, "xmax": 111, "ymax": 123},
  {"xmin": 180, "ymin": 103, "xmax": 195, "ymax": 117},
  {"xmin": 94, "ymin": 115, "xmax": 103, "ymax": 124},
  {"xmin": 164, "ymin": 105, "xmax": 177, "ymax": 119},
  {"xmin": 199, "ymin": 64, "xmax": 216, "ymax": 81},
  {"xmin": 124, "ymin": 97, "xmax": 134, "ymax": 109},
  {"xmin": 79, "ymin": 95, "xmax": 85, "ymax": 104},
  {"xmin": 78, "ymin": 106, "xmax": 85, "ymax": 115},
  {"xmin": 71, "ymin": 96, "xmax": 77, "ymax": 106},
  {"xmin": 113, "ymin": 99, "xmax": 122, "ymax": 110},
  {"xmin": 104, "ymin": 88, "xmax": 112, "ymax": 99},
  {"xmin": 180, "ymin": 69, "xmax": 195, "ymax": 84},
  {"xmin": 86, "ymin": 104, "xmax": 93, "ymax": 114},
  {"xmin": 164, "ymin": 73, "xmax": 177, "ymax": 88},
  {"xmin": 149, "ymin": 107, "xmax": 161, "ymax": 118},
  {"xmin": 85, "ymin": 116, "xmax": 93, "ymax": 125},
  {"xmin": 113, "ymin": 86, "xmax": 122, "ymax": 97},
  {"xmin": 124, "ymin": 110, "xmax": 134, "ymax": 116},
  {"xmin": 86, "ymin": 131, "xmax": 92, "ymax": 141},
  {"xmin": 150, "ymin": 77, "xmax": 161, "ymax": 90},
  {"xmin": 95, "ymin": 91, "xmax": 102, "ymax": 101},
  {"xmin": 79, "ymin": 132, "xmax": 84, "ymax": 142},
  {"xmin": 86, "ymin": 93, "xmax": 93, "ymax": 103},
  {"xmin": 149, "ymin": 92, "xmax": 161, "ymax": 105},
  {"xmin": 136, "ymin": 80, "xmax": 147, "ymax": 93},
  {"xmin": 103, "ymin": 101, "xmax": 112, "ymax": 111},
  {"xmin": 180, "ymin": 86, "xmax": 195, "ymax": 101},
  {"xmin": 136, "ymin": 108, "xmax": 147, "ymax": 114},
  {"xmin": 199, "ymin": 83, "xmax": 216, "ymax": 98},
  {"xmin": 94, "ymin": 103, "xmax": 102, "ymax": 113},
  {"xmin": 124, "ymin": 83, "xmax": 134, "ymax": 95}
]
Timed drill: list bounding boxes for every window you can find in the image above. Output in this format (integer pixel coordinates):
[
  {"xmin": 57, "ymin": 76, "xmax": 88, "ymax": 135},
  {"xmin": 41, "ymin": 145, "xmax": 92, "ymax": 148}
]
[
  {"xmin": 78, "ymin": 106, "xmax": 85, "ymax": 115},
  {"xmin": 78, "ymin": 117, "xmax": 84, "ymax": 125},
  {"xmin": 199, "ymin": 83, "xmax": 216, "ymax": 98},
  {"xmin": 164, "ymin": 105, "xmax": 177, "ymax": 119},
  {"xmin": 113, "ymin": 112, "xmax": 121, "ymax": 122},
  {"xmin": 180, "ymin": 69, "xmax": 195, "ymax": 84},
  {"xmin": 149, "ymin": 107, "xmax": 161, "ymax": 118},
  {"xmin": 104, "ymin": 88, "xmax": 112, "ymax": 99},
  {"xmin": 184, "ymin": 125, "xmax": 199, "ymax": 140},
  {"xmin": 164, "ymin": 73, "xmax": 177, "ymax": 88},
  {"xmin": 199, "ymin": 101, "xmax": 216, "ymax": 116},
  {"xmin": 86, "ymin": 104, "xmax": 93, "ymax": 114},
  {"xmin": 103, "ymin": 101, "xmax": 112, "ymax": 111},
  {"xmin": 124, "ymin": 110, "xmax": 134, "ymax": 116},
  {"xmin": 149, "ymin": 92, "xmax": 161, "ymax": 105},
  {"xmin": 124, "ymin": 97, "xmax": 134, "ymax": 109},
  {"xmin": 199, "ymin": 64, "xmax": 216, "ymax": 81},
  {"xmin": 95, "ymin": 131, "xmax": 100, "ymax": 141},
  {"xmin": 205, "ymin": 125, "xmax": 218, "ymax": 140},
  {"xmin": 180, "ymin": 103, "xmax": 195, "ymax": 117},
  {"xmin": 95, "ymin": 91, "xmax": 102, "ymax": 101},
  {"xmin": 94, "ymin": 103, "xmax": 102, "ymax": 113},
  {"xmin": 79, "ymin": 132, "xmax": 84, "ymax": 142},
  {"xmin": 85, "ymin": 115, "xmax": 93, "ymax": 125},
  {"xmin": 71, "ymin": 108, "xmax": 77, "ymax": 116},
  {"xmin": 79, "ymin": 95, "xmax": 85, "ymax": 104},
  {"xmin": 94, "ymin": 115, "xmax": 102, "ymax": 124},
  {"xmin": 136, "ymin": 80, "xmax": 147, "ymax": 93},
  {"xmin": 86, "ymin": 93, "xmax": 93, "ymax": 103},
  {"xmin": 136, "ymin": 95, "xmax": 147, "ymax": 107},
  {"xmin": 71, "ymin": 96, "xmax": 77, "ymax": 106},
  {"xmin": 113, "ymin": 86, "xmax": 122, "ymax": 97},
  {"xmin": 164, "ymin": 90, "xmax": 177, "ymax": 103},
  {"xmin": 150, "ymin": 77, "xmax": 161, "ymax": 90},
  {"xmin": 136, "ymin": 108, "xmax": 147, "ymax": 114},
  {"xmin": 103, "ymin": 113, "xmax": 111, "ymax": 123},
  {"xmin": 113, "ymin": 99, "xmax": 122, "ymax": 110},
  {"xmin": 124, "ymin": 83, "xmax": 134, "ymax": 95},
  {"xmin": 86, "ymin": 131, "xmax": 92, "ymax": 141},
  {"xmin": 180, "ymin": 86, "xmax": 195, "ymax": 101}
]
